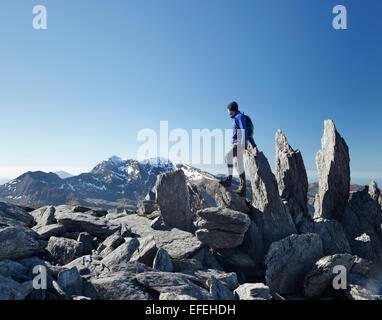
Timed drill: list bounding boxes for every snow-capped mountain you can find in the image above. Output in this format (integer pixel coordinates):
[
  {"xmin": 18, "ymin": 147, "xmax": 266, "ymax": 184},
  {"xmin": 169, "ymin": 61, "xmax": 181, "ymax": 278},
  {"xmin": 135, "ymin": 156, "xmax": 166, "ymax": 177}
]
[{"xmin": 0, "ymin": 156, "xmax": 216, "ymax": 209}]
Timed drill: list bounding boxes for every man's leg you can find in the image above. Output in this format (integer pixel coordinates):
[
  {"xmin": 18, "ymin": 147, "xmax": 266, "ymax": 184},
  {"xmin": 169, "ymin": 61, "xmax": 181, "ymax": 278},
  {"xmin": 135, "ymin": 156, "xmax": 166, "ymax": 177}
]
[
  {"xmin": 219, "ymin": 144, "xmax": 235, "ymax": 187},
  {"xmin": 232, "ymin": 143, "xmax": 247, "ymax": 197}
]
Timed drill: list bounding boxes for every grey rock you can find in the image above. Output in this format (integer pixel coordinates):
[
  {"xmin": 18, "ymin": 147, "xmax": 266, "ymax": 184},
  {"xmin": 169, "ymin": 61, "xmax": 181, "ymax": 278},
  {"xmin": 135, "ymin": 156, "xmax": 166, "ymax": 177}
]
[
  {"xmin": 0, "ymin": 275, "xmax": 33, "ymax": 300},
  {"xmin": 214, "ymin": 185, "xmax": 250, "ymax": 214},
  {"xmin": 188, "ymin": 184, "xmax": 209, "ymax": 215},
  {"xmin": 181, "ymin": 269, "xmax": 238, "ymax": 291},
  {"xmin": 130, "ymin": 236, "xmax": 158, "ymax": 266},
  {"xmin": 31, "ymin": 206, "xmax": 56, "ymax": 227},
  {"xmin": 195, "ymin": 207, "xmax": 251, "ymax": 249},
  {"xmin": 344, "ymin": 273, "xmax": 382, "ymax": 300},
  {"xmin": 0, "ymin": 259, "xmax": 29, "ymax": 281},
  {"xmin": 343, "ymin": 187, "xmax": 382, "ymax": 264},
  {"xmin": 134, "ymin": 271, "xmax": 211, "ymax": 300},
  {"xmin": 153, "ymin": 248, "xmax": 173, "ymax": 272},
  {"xmin": 33, "ymin": 224, "xmax": 66, "ymax": 239},
  {"xmin": 150, "ymin": 216, "xmax": 165, "ymax": 230},
  {"xmin": 234, "ymin": 283, "xmax": 270, "ymax": 300},
  {"xmin": 351, "ymin": 256, "xmax": 382, "ymax": 281},
  {"xmin": 303, "ymin": 254, "xmax": 354, "ymax": 298},
  {"xmin": 172, "ymin": 259, "xmax": 203, "ymax": 272},
  {"xmin": 137, "ymin": 200, "xmax": 158, "ymax": 215},
  {"xmin": 55, "ymin": 207, "xmax": 119, "ymax": 237},
  {"xmin": 241, "ymin": 220, "xmax": 265, "ymax": 265},
  {"xmin": 0, "ymin": 226, "xmax": 41, "ymax": 260},
  {"xmin": 57, "ymin": 267, "xmax": 83, "ymax": 297},
  {"xmin": 0, "ymin": 202, "xmax": 34, "ymax": 227},
  {"xmin": 314, "ymin": 120, "xmax": 350, "ymax": 221},
  {"xmin": 114, "ymin": 214, "xmax": 202, "ymax": 259},
  {"xmin": 208, "ymin": 276, "xmax": 235, "ymax": 300},
  {"xmin": 99, "ymin": 232, "xmax": 124, "ymax": 253},
  {"xmin": 101, "ymin": 238, "xmax": 139, "ymax": 267},
  {"xmin": 85, "ymin": 262, "xmax": 153, "ymax": 300},
  {"xmin": 275, "ymin": 129, "xmax": 310, "ymax": 230},
  {"xmin": 245, "ymin": 146, "xmax": 296, "ymax": 251},
  {"xmin": 46, "ymin": 236, "xmax": 83, "ymax": 265},
  {"xmin": 215, "ymin": 249, "xmax": 256, "ymax": 268},
  {"xmin": 265, "ymin": 233, "xmax": 324, "ymax": 294},
  {"xmin": 155, "ymin": 169, "xmax": 193, "ymax": 231},
  {"xmin": 301, "ymin": 218, "xmax": 351, "ymax": 256},
  {"xmin": 77, "ymin": 232, "xmax": 93, "ymax": 255},
  {"xmin": 63, "ymin": 255, "xmax": 105, "ymax": 277}
]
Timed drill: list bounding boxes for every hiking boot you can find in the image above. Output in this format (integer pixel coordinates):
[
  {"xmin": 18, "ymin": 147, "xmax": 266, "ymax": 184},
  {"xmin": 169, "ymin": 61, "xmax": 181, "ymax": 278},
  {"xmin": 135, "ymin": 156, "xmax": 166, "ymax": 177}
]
[
  {"xmin": 219, "ymin": 175, "xmax": 232, "ymax": 188},
  {"xmin": 232, "ymin": 173, "xmax": 246, "ymax": 197}
]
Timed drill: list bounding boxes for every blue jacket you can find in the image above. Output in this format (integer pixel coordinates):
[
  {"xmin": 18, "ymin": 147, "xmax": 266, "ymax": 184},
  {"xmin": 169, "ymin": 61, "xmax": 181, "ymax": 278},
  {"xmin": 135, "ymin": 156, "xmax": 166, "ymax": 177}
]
[{"xmin": 231, "ymin": 111, "xmax": 248, "ymax": 145}]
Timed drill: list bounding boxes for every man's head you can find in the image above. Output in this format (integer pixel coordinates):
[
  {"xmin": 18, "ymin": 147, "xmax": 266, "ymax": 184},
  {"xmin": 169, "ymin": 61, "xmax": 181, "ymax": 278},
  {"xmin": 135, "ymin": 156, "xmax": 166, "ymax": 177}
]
[{"xmin": 227, "ymin": 101, "xmax": 238, "ymax": 116}]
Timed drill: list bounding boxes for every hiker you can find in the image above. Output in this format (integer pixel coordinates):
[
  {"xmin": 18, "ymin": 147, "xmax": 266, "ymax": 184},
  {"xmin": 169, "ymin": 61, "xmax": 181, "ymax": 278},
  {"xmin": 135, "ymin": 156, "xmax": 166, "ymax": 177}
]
[{"xmin": 219, "ymin": 101, "xmax": 256, "ymax": 197}]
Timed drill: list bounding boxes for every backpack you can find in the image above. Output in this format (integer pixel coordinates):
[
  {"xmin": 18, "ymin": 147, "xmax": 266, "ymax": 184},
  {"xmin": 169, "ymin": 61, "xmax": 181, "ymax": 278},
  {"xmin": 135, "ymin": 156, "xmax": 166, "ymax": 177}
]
[{"xmin": 234, "ymin": 113, "xmax": 254, "ymax": 139}]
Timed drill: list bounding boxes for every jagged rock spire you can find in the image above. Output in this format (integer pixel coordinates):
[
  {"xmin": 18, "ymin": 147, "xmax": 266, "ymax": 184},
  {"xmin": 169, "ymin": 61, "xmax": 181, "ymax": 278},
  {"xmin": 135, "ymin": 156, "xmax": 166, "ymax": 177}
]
[
  {"xmin": 314, "ymin": 120, "xmax": 350, "ymax": 221},
  {"xmin": 275, "ymin": 129, "xmax": 309, "ymax": 228},
  {"xmin": 245, "ymin": 146, "xmax": 296, "ymax": 250}
]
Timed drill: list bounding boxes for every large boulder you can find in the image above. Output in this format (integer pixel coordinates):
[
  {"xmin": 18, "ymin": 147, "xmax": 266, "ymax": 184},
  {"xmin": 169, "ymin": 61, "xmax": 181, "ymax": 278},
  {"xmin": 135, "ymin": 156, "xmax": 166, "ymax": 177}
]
[
  {"xmin": 301, "ymin": 218, "xmax": 351, "ymax": 256},
  {"xmin": 314, "ymin": 120, "xmax": 350, "ymax": 221},
  {"xmin": 55, "ymin": 206, "xmax": 119, "ymax": 237},
  {"xmin": 153, "ymin": 248, "xmax": 173, "ymax": 272},
  {"xmin": 0, "ymin": 226, "xmax": 41, "ymax": 260},
  {"xmin": 57, "ymin": 267, "xmax": 83, "ymax": 297},
  {"xmin": 0, "ymin": 202, "xmax": 34, "ymax": 227},
  {"xmin": 130, "ymin": 236, "xmax": 158, "ymax": 266},
  {"xmin": 343, "ymin": 185, "xmax": 382, "ymax": 265},
  {"xmin": 214, "ymin": 185, "xmax": 250, "ymax": 214},
  {"xmin": 31, "ymin": 206, "xmax": 56, "ymax": 227},
  {"xmin": 303, "ymin": 253, "xmax": 354, "ymax": 298},
  {"xmin": 46, "ymin": 236, "xmax": 83, "ymax": 265},
  {"xmin": 33, "ymin": 224, "xmax": 66, "ymax": 240},
  {"xmin": 154, "ymin": 169, "xmax": 192, "ymax": 231},
  {"xmin": 0, "ymin": 275, "xmax": 33, "ymax": 300},
  {"xmin": 245, "ymin": 146, "xmax": 296, "ymax": 251},
  {"xmin": 85, "ymin": 262, "xmax": 153, "ymax": 300},
  {"xmin": 134, "ymin": 271, "xmax": 211, "ymax": 300},
  {"xmin": 114, "ymin": 214, "xmax": 202, "ymax": 259},
  {"xmin": 265, "ymin": 233, "xmax": 324, "ymax": 294},
  {"xmin": 101, "ymin": 238, "xmax": 139, "ymax": 268},
  {"xmin": 275, "ymin": 129, "xmax": 310, "ymax": 230},
  {"xmin": 195, "ymin": 207, "xmax": 251, "ymax": 249}
]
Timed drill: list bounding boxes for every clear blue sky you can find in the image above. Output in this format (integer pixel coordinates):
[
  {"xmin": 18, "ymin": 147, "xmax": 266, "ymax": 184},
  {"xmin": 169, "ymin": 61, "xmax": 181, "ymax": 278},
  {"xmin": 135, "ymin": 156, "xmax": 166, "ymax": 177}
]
[{"xmin": 0, "ymin": 0, "xmax": 381, "ymax": 185}]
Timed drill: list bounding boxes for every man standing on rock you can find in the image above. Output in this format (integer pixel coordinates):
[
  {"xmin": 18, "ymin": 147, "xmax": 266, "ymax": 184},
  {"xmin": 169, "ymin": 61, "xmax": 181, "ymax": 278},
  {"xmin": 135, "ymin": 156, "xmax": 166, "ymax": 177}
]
[{"xmin": 220, "ymin": 101, "xmax": 256, "ymax": 197}]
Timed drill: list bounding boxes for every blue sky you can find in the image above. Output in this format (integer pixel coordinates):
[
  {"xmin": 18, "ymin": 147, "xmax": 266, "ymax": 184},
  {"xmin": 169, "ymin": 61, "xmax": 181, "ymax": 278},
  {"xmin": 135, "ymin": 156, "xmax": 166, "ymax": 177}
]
[{"xmin": 0, "ymin": 0, "xmax": 381, "ymax": 185}]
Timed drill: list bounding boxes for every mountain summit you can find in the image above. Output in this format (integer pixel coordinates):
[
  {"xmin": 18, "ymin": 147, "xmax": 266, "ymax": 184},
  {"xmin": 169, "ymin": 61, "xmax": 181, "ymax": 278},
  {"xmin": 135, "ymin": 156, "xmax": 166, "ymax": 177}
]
[{"xmin": 0, "ymin": 157, "xmax": 215, "ymax": 209}]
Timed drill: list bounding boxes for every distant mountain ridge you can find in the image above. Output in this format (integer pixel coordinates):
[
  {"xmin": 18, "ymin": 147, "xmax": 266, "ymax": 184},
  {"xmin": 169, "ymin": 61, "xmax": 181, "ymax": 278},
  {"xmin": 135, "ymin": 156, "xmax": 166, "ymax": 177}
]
[{"xmin": 0, "ymin": 156, "xmax": 217, "ymax": 209}]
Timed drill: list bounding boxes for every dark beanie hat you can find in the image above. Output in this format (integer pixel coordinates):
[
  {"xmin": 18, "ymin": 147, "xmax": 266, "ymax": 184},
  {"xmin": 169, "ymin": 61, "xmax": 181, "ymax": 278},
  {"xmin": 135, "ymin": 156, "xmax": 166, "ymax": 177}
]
[{"xmin": 227, "ymin": 101, "xmax": 238, "ymax": 112}]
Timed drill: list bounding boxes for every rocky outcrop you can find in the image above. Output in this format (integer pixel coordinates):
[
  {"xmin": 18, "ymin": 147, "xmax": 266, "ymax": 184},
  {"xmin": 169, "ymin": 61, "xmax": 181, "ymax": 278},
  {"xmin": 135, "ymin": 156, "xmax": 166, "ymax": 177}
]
[
  {"xmin": 55, "ymin": 206, "xmax": 119, "ymax": 237},
  {"xmin": 214, "ymin": 185, "xmax": 250, "ymax": 214},
  {"xmin": 303, "ymin": 253, "xmax": 354, "ymax": 298},
  {"xmin": 301, "ymin": 218, "xmax": 351, "ymax": 256},
  {"xmin": 154, "ymin": 170, "xmax": 193, "ymax": 232},
  {"xmin": 195, "ymin": 207, "xmax": 251, "ymax": 249},
  {"xmin": 46, "ymin": 236, "xmax": 83, "ymax": 265},
  {"xmin": 314, "ymin": 120, "xmax": 350, "ymax": 221},
  {"xmin": 275, "ymin": 129, "xmax": 310, "ymax": 230},
  {"xmin": 265, "ymin": 233, "xmax": 324, "ymax": 294},
  {"xmin": 245, "ymin": 146, "xmax": 296, "ymax": 251},
  {"xmin": 343, "ymin": 183, "xmax": 382, "ymax": 265},
  {"xmin": 0, "ymin": 226, "xmax": 41, "ymax": 260}
]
